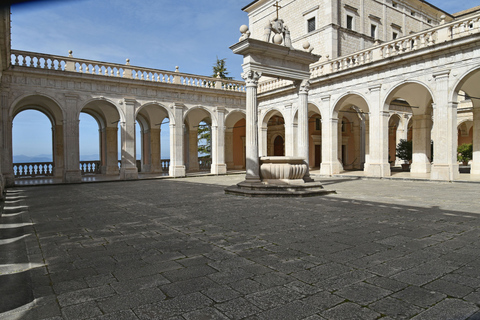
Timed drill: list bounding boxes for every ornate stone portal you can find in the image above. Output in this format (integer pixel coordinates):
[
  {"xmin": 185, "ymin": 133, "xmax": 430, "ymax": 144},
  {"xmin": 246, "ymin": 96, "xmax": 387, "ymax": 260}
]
[{"xmin": 225, "ymin": 25, "xmax": 334, "ymax": 197}]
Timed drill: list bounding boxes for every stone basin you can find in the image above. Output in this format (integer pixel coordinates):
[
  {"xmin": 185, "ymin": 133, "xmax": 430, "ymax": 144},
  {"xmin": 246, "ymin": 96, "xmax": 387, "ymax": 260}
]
[{"xmin": 260, "ymin": 156, "xmax": 307, "ymax": 183}]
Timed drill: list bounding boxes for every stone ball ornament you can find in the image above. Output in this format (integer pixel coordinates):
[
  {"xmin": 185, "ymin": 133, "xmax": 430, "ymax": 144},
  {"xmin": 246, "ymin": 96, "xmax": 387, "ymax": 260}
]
[
  {"xmin": 239, "ymin": 25, "xmax": 249, "ymax": 33},
  {"xmin": 273, "ymin": 33, "xmax": 283, "ymax": 44}
]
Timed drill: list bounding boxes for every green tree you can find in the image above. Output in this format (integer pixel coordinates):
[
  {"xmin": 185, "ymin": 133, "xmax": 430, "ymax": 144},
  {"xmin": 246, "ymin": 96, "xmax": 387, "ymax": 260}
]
[
  {"xmin": 212, "ymin": 57, "xmax": 232, "ymax": 79},
  {"xmin": 197, "ymin": 121, "xmax": 211, "ymax": 156},
  {"xmin": 457, "ymin": 143, "xmax": 472, "ymax": 163},
  {"xmin": 396, "ymin": 139, "xmax": 412, "ymax": 162}
]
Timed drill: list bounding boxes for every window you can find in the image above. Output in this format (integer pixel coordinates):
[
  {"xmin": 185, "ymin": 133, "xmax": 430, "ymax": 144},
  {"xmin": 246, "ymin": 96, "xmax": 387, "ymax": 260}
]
[
  {"xmin": 315, "ymin": 118, "xmax": 321, "ymax": 131},
  {"xmin": 342, "ymin": 120, "xmax": 346, "ymax": 132},
  {"xmin": 371, "ymin": 24, "xmax": 377, "ymax": 38},
  {"xmin": 411, "ymin": 10, "xmax": 415, "ymax": 16},
  {"xmin": 427, "ymin": 19, "xmax": 432, "ymax": 24},
  {"xmin": 392, "ymin": 2, "xmax": 397, "ymax": 8},
  {"xmin": 347, "ymin": 15, "xmax": 353, "ymax": 30},
  {"xmin": 392, "ymin": 32, "xmax": 398, "ymax": 39},
  {"xmin": 307, "ymin": 17, "xmax": 315, "ymax": 32}
]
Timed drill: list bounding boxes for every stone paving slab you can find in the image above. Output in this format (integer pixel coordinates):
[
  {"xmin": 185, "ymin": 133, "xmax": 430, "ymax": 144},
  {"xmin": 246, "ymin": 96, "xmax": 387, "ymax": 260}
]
[{"xmin": 0, "ymin": 176, "xmax": 480, "ymax": 319}]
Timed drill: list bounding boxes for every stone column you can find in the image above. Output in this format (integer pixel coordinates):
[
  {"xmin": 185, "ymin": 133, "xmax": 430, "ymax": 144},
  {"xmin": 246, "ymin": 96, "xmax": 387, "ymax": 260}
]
[
  {"xmin": 188, "ymin": 129, "xmax": 199, "ymax": 171},
  {"xmin": 225, "ymin": 130, "xmax": 234, "ymax": 169},
  {"xmin": 365, "ymin": 85, "xmax": 390, "ymax": 177},
  {"xmin": 431, "ymin": 70, "xmax": 459, "ymax": 180},
  {"xmin": 169, "ymin": 103, "xmax": 186, "ymax": 177},
  {"xmin": 1, "ymin": 102, "xmax": 14, "ymax": 187},
  {"xmin": 211, "ymin": 107, "xmax": 227, "ymax": 174},
  {"xmin": 141, "ymin": 128, "xmax": 151, "ymax": 173},
  {"xmin": 104, "ymin": 127, "xmax": 119, "ymax": 175},
  {"xmin": 120, "ymin": 98, "xmax": 138, "ymax": 180},
  {"xmin": 259, "ymin": 126, "xmax": 267, "ymax": 157},
  {"xmin": 320, "ymin": 95, "xmax": 342, "ymax": 175},
  {"xmin": 395, "ymin": 115, "xmax": 409, "ymax": 166},
  {"xmin": 242, "ymin": 70, "xmax": 262, "ymax": 182},
  {"xmin": 410, "ymin": 114, "xmax": 432, "ymax": 173},
  {"xmin": 284, "ymin": 104, "xmax": 294, "ymax": 156},
  {"xmin": 52, "ymin": 124, "xmax": 64, "ymax": 178},
  {"xmin": 63, "ymin": 95, "xmax": 82, "ymax": 183},
  {"xmin": 472, "ymin": 106, "xmax": 480, "ymax": 175},
  {"xmin": 150, "ymin": 128, "xmax": 162, "ymax": 173},
  {"xmin": 297, "ymin": 80, "xmax": 312, "ymax": 180}
]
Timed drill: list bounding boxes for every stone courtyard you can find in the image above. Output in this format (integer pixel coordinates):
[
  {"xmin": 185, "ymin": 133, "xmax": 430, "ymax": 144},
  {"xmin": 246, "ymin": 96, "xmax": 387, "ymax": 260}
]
[{"xmin": 1, "ymin": 176, "xmax": 480, "ymax": 319}]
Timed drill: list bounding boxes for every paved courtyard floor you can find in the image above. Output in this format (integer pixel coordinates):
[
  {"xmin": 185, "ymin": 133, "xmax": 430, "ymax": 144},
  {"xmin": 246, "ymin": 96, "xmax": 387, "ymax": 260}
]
[{"xmin": 1, "ymin": 175, "xmax": 480, "ymax": 319}]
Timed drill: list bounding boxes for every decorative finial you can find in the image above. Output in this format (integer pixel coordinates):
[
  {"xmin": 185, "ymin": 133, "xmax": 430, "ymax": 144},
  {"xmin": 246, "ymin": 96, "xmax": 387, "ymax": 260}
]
[
  {"xmin": 126, "ymin": 59, "xmax": 130, "ymax": 65},
  {"xmin": 440, "ymin": 15, "xmax": 446, "ymax": 24},
  {"xmin": 273, "ymin": 1, "xmax": 282, "ymax": 20},
  {"xmin": 68, "ymin": 50, "xmax": 73, "ymax": 57},
  {"xmin": 175, "ymin": 66, "xmax": 179, "ymax": 72},
  {"xmin": 216, "ymin": 72, "xmax": 221, "ymax": 78},
  {"xmin": 239, "ymin": 25, "xmax": 250, "ymax": 41}
]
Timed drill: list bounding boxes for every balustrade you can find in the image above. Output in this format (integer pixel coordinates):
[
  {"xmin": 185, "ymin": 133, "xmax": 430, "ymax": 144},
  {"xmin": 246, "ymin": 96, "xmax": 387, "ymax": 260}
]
[
  {"xmin": 198, "ymin": 157, "xmax": 212, "ymax": 171},
  {"xmin": 13, "ymin": 162, "xmax": 54, "ymax": 177},
  {"xmin": 161, "ymin": 159, "xmax": 170, "ymax": 171},
  {"xmin": 80, "ymin": 161, "xmax": 101, "ymax": 174},
  {"xmin": 10, "ymin": 50, "xmax": 246, "ymax": 92}
]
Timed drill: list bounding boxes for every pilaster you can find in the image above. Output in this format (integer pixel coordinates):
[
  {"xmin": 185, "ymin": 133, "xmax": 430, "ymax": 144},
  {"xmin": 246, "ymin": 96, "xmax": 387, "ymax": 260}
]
[
  {"xmin": 211, "ymin": 107, "xmax": 227, "ymax": 175},
  {"xmin": 169, "ymin": 103, "xmax": 186, "ymax": 177},
  {"xmin": 431, "ymin": 70, "xmax": 459, "ymax": 180},
  {"xmin": 63, "ymin": 94, "xmax": 82, "ymax": 183},
  {"xmin": 150, "ymin": 128, "xmax": 162, "ymax": 173},
  {"xmin": 320, "ymin": 95, "xmax": 343, "ymax": 175},
  {"xmin": 471, "ymin": 106, "xmax": 480, "ymax": 175},
  {"xmin": 120, "ymin": 98, "xmax": 138, "ymax": 180},
  {"xmin": 410, "ymin": 114, "xmax": 432, "ymax": 173}
]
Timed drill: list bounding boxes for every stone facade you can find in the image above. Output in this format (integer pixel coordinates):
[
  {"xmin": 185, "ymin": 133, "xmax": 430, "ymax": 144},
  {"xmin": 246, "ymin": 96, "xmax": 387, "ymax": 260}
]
[{"xmin": 243, "ymin": 0, "xmax": 453, "ymax": 58}]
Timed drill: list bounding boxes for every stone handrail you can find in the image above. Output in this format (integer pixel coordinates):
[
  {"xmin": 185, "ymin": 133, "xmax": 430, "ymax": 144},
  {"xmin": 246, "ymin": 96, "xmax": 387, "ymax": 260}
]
[
  {"xmin": 310, "ymin": 12, "xmax": 480, "ymax": 77},
  {"xmin": 10, "ymin": 50, "xmax": 246, "ymax": 92},
  {"xmin": 13, "ymin": 162, "xmax": 54, "ymax": 177},
  {"xmin": 161, "ymin": 159, "xmax": 170, "ymax": 171},
  {"xmin": 80, "ymin": 161, "xmax": 101, "ymax": 174}
]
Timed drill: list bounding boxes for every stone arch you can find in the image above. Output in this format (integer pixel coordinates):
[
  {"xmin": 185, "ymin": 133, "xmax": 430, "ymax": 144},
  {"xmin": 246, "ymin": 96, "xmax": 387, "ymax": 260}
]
[
  {"xmin": 384, "ymin": 81, "xmax": 435, "ymax": 174},
  {"xmin": 383, "ymin": 80, "xmax": 435, "ymax": 115},
  {"xmin": 261, "ymin": 107, "xmax": 286, "ymax": 157},
  {"xmin": 135, "ymin": 102, "xmax": 172, "ymax": 174},
  {"xmin": 183, "ymin": 106, "xmax": 214, "ymax": 172},
  {"xmin": 8, "ymin": 94, "xmax": 66, "ymax": 183},
  {"xmin": 183, "ymin": 105, "xmax": 217, "ymax": 127},
  {"xmin": 225, "ymin": 110, "xmax": 246, "ymax": 170},
  {"xmin": 80, "ymin": 99, "xmax": 122, "ymax": 175},
  {"xmin": 451, "ymin": 66, "xmax": 480, "ymax": 103},
  {"xmin": 331, "ymin": 92, "xmax": 370, "ymax": 171}
]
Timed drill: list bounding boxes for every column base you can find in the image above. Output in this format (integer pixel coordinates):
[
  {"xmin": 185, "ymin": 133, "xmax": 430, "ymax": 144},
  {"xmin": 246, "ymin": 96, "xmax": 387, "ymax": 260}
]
[
  {"xmin": 169, "ymin": 165, "xmax": 186, "ymax": 177},
  {"xmin": 4, "ymin": 172, "xmax": 15, "ymax": 187},
  {"xmin": 150, "ymin": 164, "xmax": 163, "ymax": 173},
  {"xmin": 120, "ymin": 167, "xmax": 138, "ymax": 180},
  {"xmin": 431, "ymin": 164, "xmax": 459, "ymax": 181},
  {"xmin": 103, "ymin": 165, "xmax": 120, "ymax": 175},
  {"xmin": 52, "ymin": 167, "xmax": 64, "ymax": 179},
  {"xmin": 410, "ymin": 162, "xmax": 431, "ymax": 174},
  {"xmin": 365, "ymin": 163, "xmax": 391, "ymax": 177},
  {"xmin": 319, "ymin": 161, "xmax": 343, "ymax": 175},
  {"xmin": 64, "ymin": 170, "xmax": 82, "ymax": 183},
  {"xmin": 471, "ymin": 162, "xmax": 480, "ymax": 175},
  {"xmin": 211, "ymin": 164, "xmax": 227, "ymax": 175}
]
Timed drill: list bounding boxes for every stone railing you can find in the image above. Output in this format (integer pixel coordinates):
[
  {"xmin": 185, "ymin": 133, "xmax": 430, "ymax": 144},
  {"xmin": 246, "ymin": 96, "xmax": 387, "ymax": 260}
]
[
  {"xmin": 80, "ymin": 161, "xmax": 101, "ymax": 175},
  {"xmin": 198, "ymin": 157, "xmax": 212, "ymax": 171},
  {"xmin": 310, "ymin": 13, "xmax": 480, "ymax": 78},
  {"xmin": 161, "ymin": 159, "xmax": 170, "ymax": 171},
  {"xmin": 13, "ymin": 162, "xmax": 54, "ymax": 177},
  {"xmin": 10, "ymin": 50, "xmax": 246, "ymax": 92}
]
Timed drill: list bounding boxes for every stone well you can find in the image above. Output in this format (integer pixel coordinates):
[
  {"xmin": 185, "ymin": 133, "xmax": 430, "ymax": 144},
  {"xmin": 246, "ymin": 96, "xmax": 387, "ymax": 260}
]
[{"xmin": 260, "ymin": 156, "xmax": 307, "ymax": 184}]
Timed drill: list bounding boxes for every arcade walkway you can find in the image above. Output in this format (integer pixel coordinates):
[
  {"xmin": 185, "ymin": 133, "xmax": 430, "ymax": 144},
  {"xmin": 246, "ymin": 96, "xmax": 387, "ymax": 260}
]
[{"xmin": 1, "ymin": 176, "xmax": 479, "ymax": 319}]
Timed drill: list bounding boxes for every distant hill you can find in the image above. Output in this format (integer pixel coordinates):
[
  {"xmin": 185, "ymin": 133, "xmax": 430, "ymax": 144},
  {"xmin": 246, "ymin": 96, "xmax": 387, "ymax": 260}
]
[{"xmin": 13, "ymin": 154, "xmax": 52, "ymax": 163}]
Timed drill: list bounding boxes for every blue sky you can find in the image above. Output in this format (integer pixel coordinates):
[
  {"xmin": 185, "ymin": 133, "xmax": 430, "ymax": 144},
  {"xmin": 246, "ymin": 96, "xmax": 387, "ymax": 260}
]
[{"xmin": 10, "ymin": 0, "xmax": 479, "ymax": 160}]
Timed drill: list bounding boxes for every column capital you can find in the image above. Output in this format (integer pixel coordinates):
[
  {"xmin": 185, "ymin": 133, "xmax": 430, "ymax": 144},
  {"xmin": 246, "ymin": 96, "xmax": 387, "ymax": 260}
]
[
  {"xmin": 297, "ymin": 79, "xmax": 310, "ymax": 94},
  {"xmin": 241, "ymin": 70, "xmax": 262, "ymax": 86},
  {"xmin": 368, "ymin": 84, "xmax": 382, "ymax": 92},
  {"xmin": 171, "ymin": 102, "xmax": 185, "ymax": 110},
  {"xmin": 123, "ymin": 98, "xmax": 137, "ymax": 105},
  {"xmin": 321, "ymin": 94, "xmax": 331, "ymax": 102}
]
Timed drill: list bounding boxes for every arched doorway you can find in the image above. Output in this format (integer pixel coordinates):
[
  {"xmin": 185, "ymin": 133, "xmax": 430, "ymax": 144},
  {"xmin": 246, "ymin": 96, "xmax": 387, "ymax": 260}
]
[
  {"xmin": 136, "ymin": 103, "xmax": 171, "ymax": 174},
  {"xmin": 80, "ymin": 100, "xmax": 121, "ymax": 176},
  {"xmin": 225, "ymin": 111, "xmax": 246, "ymax": 170},
  {"xmin": 261, "ymin": 109, "xmax": 286, "ymax": 157},
  {"xmin": 8, "ymin": 94, "xmax": 65, "ymax": 185}
]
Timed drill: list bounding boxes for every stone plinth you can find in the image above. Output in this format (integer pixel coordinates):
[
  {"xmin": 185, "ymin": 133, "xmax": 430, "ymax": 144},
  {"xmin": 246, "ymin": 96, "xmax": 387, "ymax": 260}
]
[{"xmin": 225, "ymin": 156, "xmax": 334, "ymax": 197}]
